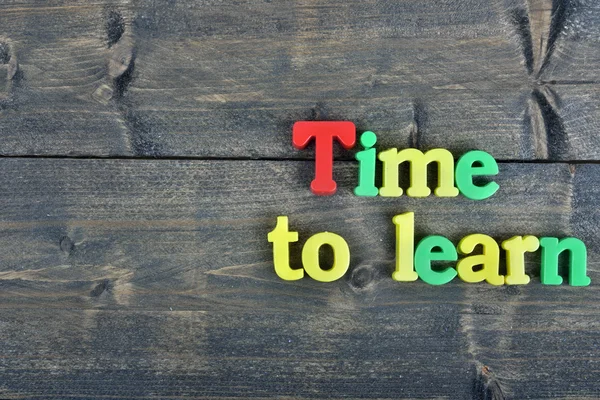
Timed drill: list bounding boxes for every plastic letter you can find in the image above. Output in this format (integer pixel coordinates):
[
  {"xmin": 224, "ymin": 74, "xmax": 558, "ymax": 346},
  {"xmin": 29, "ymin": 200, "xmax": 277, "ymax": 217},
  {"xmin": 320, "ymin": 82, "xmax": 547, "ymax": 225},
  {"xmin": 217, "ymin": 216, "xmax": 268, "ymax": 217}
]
[
  {"xmin": 302, "ymin": 232, "xmax": 350, "ymax": 282},
  {"xmin": 414, "ymin": 236, "xmax": 458, "ymax": 285},
  {"xmin": 354, "ymin": 131, "xmax": 379, "ymax": 197},
  {"xmin": 455, "ymin": 150, "xmax": 499, "ymax": 200},
  {"xmin": 502, "ymin": 236, "xmax": 539, "ymax": 285},
  {"xmin": 293, "ymin": 121, "xmax": 356, "ymax": 195},
  {"xmin": 267, "ymin": 216, "xmax": 303, "ymax": 280},
  {"xmin": 378, "ymin": 148, "xmax": 403, "ymax": 197},
  {"xmin": 540, "ymin": 237, "xmax": 591, "ymax": 286},
  {"xmin": 457, "ymin": 234, "xmax": 504, "ymax": 286},
  {"xmin": 392, "ymin": 212, "xmax": 418, "ymax": 281}
]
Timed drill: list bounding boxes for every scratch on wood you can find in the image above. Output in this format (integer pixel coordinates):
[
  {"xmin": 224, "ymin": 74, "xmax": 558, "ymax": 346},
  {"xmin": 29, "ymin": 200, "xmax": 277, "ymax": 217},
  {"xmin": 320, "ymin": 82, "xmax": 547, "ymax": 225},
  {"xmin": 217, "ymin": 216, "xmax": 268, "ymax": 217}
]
[
  {"xmin": 510, "ymin": 7, "xmax": 535, "ymax": 75},
  {"xmin": 204, "ymin": 263, "xmax": 280, "ymax": 284},
  {"xmin": 93, "ymin": 10, "xmax": 135, "ymax": 104},
  {"xmin": 409, "ymin": 100, "xmax": 426, "ymax": 149},
  {"xmin": 539, "ymin": 0, "xmax": 572, "ymax": 76},
  {"xmin": 532, "ymin": 86, "xmax": 568, "ymax": 159},
  {"xmin": 0, "ymin": 37, "xmax": 18, "ymax": 105},
  {"xmin": 521, "ymin": 0, "xmax": 572, "ymax": 77},
  {"xmin": 0, "ymin": 265, "xmax": 132, "ymax": 283},
  {"xmin": 59, "ymin": 235, "xmax": 75, "ymax": 255},
  {"xmin": 310, "ymin": 102, "xmax": 329, "ymax": 120},
  {"xmin": 527, "ymin": 93, "xmax": 549, "ymax": 159},
  {"xmin": 91, "ymin": 8, "xmax": 162, "ymax": 157},
  {"xmin": 474, "ymin": 365, "xmax": 507, "ymax": 400},
  {"xmin": 527, "ymin": 86, "xmax": 568, "ymax": 160},
  {"xmin": 526, "ymin": 0, "xmax": 553, "ymax": 76},
  {"xmin": 106, "ymin": 9, "xmax": 126, "ymax": 48},
  {"xmin": 90, "ymin": 279, "xmax": 111, "ymax": 297}
]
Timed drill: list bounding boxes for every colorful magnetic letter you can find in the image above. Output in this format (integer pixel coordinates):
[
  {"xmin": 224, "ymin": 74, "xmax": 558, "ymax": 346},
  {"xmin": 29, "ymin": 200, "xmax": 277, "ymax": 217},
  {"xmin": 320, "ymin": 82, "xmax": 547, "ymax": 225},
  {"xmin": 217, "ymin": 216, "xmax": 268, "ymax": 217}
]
[
  {"xmin": 354, "ymin": 131, "xmax": 379, "ymax": 197},
  {"xmin": 293, "ymin": 121, "xmax": 356, "ymax": 195},
  {"xmin": 414, "ymin": 236, "xmax": 458, "ymax": 285},
  {"xmin": 540, "ymin": 237, "xmax": 591, "ymax": 286},
  {"xmin": 302, "ymin": 232, "xmax": 350, "ymax": 282},
  {"xmin": 455, "ymin": 150, "xmax": 499, "ymax": 200},
  {"xmin": 267, "ymin": 216, "xmax": 303, "ymax": 280},
  {"xmin": 502, "ymin": 235, "xmax": 539, "ymax": 285},
  {"xmin": 457, "ymin": 234, "xmax": 504, "ymax": 286},
  {"xmin": 378, "ymin": 148, "xmax": 459, "ymax": 197},
  {"xmin": 392, "ymin": 212, "xmax": 418, "ymax": 282}
]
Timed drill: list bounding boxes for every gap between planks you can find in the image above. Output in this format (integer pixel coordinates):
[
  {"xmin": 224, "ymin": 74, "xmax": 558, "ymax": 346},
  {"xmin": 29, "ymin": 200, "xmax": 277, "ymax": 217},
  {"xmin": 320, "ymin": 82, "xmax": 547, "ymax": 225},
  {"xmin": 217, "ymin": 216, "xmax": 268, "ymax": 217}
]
[{"xmin": 1, "ymin": 154, "xmax": 600, "ymax": 165}]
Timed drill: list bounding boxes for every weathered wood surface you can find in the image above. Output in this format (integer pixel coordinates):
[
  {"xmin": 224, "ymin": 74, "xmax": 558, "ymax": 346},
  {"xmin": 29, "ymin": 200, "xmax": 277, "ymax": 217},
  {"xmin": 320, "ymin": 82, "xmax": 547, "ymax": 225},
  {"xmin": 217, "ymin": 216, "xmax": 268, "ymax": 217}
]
[
  {"xmin": 1, "ymin": 0, "xmax": 600, "ymax": 399},
  {"xmin": 0, "ymin": 0, "xmax": 597, "ymax": 159},
  {"xmin": 0, "ymin": 159, "xmax": 599, "ymax": 399}
]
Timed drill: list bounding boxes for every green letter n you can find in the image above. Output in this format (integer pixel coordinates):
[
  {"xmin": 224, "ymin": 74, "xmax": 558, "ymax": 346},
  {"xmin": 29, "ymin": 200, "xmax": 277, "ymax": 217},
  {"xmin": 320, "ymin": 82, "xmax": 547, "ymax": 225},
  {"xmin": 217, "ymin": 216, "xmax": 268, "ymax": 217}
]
[{"xmin": 540, "ymin": 237, "xmax": 591, "ymax": 286}]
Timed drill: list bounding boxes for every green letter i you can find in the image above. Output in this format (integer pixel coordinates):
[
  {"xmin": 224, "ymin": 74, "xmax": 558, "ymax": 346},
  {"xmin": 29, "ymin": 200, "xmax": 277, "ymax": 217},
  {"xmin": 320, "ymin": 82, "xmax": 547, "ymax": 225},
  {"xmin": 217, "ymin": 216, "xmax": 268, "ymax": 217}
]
[{"xmin": 354, "ymin": 131, "xmax": 379, "ymax": 196}]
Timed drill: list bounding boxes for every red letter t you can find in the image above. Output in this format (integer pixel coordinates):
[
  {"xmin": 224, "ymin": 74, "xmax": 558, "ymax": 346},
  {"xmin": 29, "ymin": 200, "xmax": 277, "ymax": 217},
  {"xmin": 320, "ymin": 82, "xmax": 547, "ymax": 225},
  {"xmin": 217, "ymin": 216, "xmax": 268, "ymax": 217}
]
[{"xmin": 292, "ymin": 121, "xmax": 356, "ymax": 195}]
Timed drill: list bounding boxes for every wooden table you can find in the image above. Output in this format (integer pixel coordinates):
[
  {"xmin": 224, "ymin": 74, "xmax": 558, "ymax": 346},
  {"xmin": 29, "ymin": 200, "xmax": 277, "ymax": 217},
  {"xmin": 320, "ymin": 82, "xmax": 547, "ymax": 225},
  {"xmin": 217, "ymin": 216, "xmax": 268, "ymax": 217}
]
[{"xmin": 0, "ymin": 1, "xmax": 598, "ymax": 398}]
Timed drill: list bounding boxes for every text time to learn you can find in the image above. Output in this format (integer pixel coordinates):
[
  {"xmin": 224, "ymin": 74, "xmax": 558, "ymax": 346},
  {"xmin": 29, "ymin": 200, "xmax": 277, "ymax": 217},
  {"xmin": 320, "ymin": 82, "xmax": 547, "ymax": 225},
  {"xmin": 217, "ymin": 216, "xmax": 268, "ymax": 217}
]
[{"xmin": 268, "ymin": 121, "xmax": 592, "ymax": 287}]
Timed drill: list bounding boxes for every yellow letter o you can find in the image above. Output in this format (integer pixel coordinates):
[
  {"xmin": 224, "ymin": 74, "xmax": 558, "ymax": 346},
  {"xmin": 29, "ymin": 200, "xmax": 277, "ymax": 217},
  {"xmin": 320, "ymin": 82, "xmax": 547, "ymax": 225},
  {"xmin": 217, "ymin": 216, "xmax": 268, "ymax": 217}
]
[{"xmin": 302, "ymin": 232, "xmax": 350, "ymax": 282}]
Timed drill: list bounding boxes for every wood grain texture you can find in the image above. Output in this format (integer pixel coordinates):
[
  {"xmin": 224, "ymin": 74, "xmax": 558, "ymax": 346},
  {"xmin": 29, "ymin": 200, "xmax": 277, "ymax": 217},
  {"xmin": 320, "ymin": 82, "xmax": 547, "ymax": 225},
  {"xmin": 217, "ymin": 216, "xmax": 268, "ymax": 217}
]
[
  {"xmin": 538, "ymin": 0, "xmax": 600, "ymax": 83},
  {"xmin": 1, "ymin": 1, "xmax": 600, "ymax": 399},
  {"xmin": 0, "ymin": 159, "xmax": 598, "ymax": 399},
  {"xmin": 0, "ymin": 0, "xmax": 596, "ymax": 160}
]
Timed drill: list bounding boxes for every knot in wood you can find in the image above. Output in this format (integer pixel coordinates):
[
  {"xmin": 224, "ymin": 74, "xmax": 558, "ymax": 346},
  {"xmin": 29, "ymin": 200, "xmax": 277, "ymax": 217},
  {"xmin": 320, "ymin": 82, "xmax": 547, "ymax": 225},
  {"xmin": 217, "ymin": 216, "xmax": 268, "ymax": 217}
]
[
  {"xmin": 59, "ymin": 235, "xmax": 75, "ymax": 255},
  {"xmin": 108, "ymin": 36, "xmax": 134, "ymax": 79},
  {"xmin": 349, "ymin": 265, "xmax": 374, "ymax": 290}
]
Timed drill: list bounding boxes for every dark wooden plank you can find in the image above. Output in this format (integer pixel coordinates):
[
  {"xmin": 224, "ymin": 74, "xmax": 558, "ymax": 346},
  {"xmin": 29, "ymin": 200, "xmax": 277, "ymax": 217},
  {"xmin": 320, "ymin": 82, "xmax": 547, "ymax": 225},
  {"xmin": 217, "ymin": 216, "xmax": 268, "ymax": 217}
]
[
  {"xmin": 0, "ymin": 159, "xmax": 598, "ymax": 398},
  {"xmin": 539, "ymin": 83, "xmax": 600, "ymax": 161},
  {"xmin": 537, "ymin": 0, "xmax": 600, "ymax": 84},
  {"xmin": 514, "ymin": 1, "xmax": 600, "ymax": 161},
  {"xmin": 0, "ymin": 1, "xmax": 132, "ymax": 156},
  {"xmin": 4, "ymin": 0, "xmax": 594, "ymax": 160}
]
